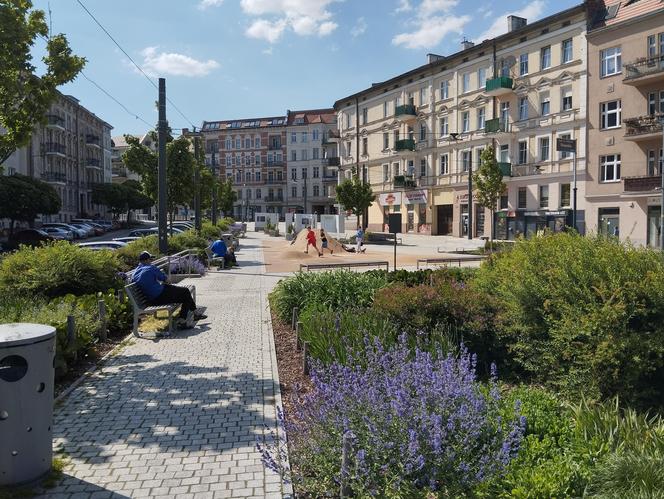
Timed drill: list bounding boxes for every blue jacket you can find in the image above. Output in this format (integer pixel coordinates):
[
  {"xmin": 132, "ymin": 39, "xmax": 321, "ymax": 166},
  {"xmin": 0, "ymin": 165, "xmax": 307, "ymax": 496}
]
[
  {"xmin": 356, "ymin": 228, "xmax": 364, "ymax": 239},
  {"xmin": 132, "ymin": 263, "xmax": 166, "ymax": 300},
  {"xmin": 211, "ymin": 239, "xmax": 227, "ymax": 257}
]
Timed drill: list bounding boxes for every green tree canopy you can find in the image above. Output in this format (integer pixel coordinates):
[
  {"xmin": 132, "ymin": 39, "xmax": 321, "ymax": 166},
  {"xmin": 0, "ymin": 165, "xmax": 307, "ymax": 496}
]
[
  {"xmin": 0, "ymin": 174, "xmax": 61, "ymax": 233},
  {"xmin": 217, "ymin": 177, "xmax": 237, "ymax": 215},
  {"xmin": 473, "ymin": 145, "xmax": 506, "ymax": 245},
  {"xmin": 0, "ymin": 0, "xmax": 85, "ymax": 167},
  {"xmin": 92, "ymin": 182, "xmax": 153, "ymax": 222},
  {"xmin": 335, "ymin": 177, "xmax": 375, "ymax": 223}
]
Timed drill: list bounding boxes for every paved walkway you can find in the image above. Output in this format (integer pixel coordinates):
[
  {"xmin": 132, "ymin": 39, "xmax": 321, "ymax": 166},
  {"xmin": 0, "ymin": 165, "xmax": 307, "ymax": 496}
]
[{"xmin": 38, "ymin": 234, "xmax": 291, "ymax": 498}]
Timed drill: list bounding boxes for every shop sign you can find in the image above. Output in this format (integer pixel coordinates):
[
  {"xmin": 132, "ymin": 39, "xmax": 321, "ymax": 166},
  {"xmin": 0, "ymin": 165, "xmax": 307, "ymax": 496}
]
[
  {"xmin": 524, "ymin": 211, "xmax": 547, "ymax": 217},
  {"xmin": 547, "ymin": 210, "xmax": 569, "ymax": 216},
  {"xmin": 455, "ymin": 193, "xmax": 477, "ymax": 204},
  {"xmin": 647, "ymin": 197, "xmax": 661, "ymax": 206},
  {"xmin": 404, "ymin": 189, "xmax": 428, "ymax": 204},
  {"xmin": 556, "ymin": 138, "xmax": 577, "ymax": 153},
  {"xmin": 525, "ymin": 210, "xmax": 569, "ymax": 217},
  {"xmin": 379, "ymin": 192, "xmax": 402, "ymax": 206}
]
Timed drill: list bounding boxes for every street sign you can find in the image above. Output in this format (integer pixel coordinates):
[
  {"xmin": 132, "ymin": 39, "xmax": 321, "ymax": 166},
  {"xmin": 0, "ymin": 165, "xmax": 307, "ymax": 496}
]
[
  {"xmin": 556, "ymin": 138, "xmax": 577, "ymax": 153},
  {"xmin": 388, "ymin": 213, "xmax": 402, "ymax": 234}
]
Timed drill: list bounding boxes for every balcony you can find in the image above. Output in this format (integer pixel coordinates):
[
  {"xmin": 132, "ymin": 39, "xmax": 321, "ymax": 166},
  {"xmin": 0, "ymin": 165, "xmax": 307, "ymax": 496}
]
[
  {"xmin": 43, "ymin": 142, "xmax": 66, "ymax": 156},
  {"xmin": 266, "ymin": 161, "xmax": 284, "ymax": 167},
  {"xmin": 485, "ymin": 76, "xmax": 513, "ymax": 96},
  {"xmin": 395, "ymin": 104, "xmax": 417, "ymax": 123},
  {"xmin": 266, "ymin": 196, "xmax": 285, "ymax": 203},
  {"xmin": 322, "ymin": 156, "xmax": 340, "ymax": 167},
  {"xmin": 268, "ymin": 143, "xmax": 282, "ymax": 150},
  {"xmin": 86, "ymin": 134, "xmax": 101, "ymax": 148},
  {"xmin": 41, "ymin": 171, "xmax": 67, "ymax": 184},
  {"xmin": 393, "ymin": 174, "xmax": 417, "ymax": 188},
  {"xmin": 623, "ymin": 55, "xmax": 664, "ymax": 85},
  {"xmin": 624, "ymin": 114, "xmax": 663, "ymax": 141},
  {"xmin": 265, "ymin": 178, "xmax": 286, "ymax": 185},
  {"xmin": 485, "ymin": 118, "xmax": 511, "ymax": 134},
  {"xmin": 85, "ymin": 158, "xmax": 101, "ymax": 169},
  {"xmin": 498, "ymin": 162, "xmax": 512, "ymax": 177},
  {"xmin": 45, "ymin": 115, "xmax": 65, "ymax": 131},
  {"xmin": 322, "ymin": 171, "xmax": 338, "ymax": 182},
  {"xmin": 623, "ymin": 174, "xmax": 662, "ymax": 193},
  {"xmin": 395, "ymin": 138, "xmax": 416, "ymax": 151},
  {"xmin": 322, "ymin": 130, "xmax": 340, "ymax": 143}
]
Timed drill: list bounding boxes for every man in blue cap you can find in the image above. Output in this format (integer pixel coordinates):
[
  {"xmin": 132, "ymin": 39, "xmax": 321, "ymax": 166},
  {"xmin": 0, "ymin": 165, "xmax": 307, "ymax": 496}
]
[{"xmin": 132, "ymin": 251, "xmax": 206, "ymax": 327}]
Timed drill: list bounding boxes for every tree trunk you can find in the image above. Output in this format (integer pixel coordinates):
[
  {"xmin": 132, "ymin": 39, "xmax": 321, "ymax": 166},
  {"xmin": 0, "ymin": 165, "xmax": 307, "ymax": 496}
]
[
  {"xmin": 9, "ymin": 218, "xmax": 15, "ymax": 236},
  {"xmin": 490, "ymin": 209, "xmax": 494, "ymax": 252}
]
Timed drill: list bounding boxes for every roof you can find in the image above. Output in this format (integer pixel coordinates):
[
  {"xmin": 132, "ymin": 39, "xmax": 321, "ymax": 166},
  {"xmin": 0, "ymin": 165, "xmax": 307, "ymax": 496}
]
[
  {"xmin": 286, "ymin": 108, "xmax": 336, "ymax": 126},
  {"xmin": 111, "ymin": 133, "xmax": 150, "ymax": 149},
  {"xmin": 201, "ymin": 116, "xmax": 287, "ymax": 132},
  {"xmin": 588, "ymin": 0, "xmax": 664, "ymax": 30},
  {"xmin": 333, "ymin": 3, "xmax": 585, "ymax": 109}
]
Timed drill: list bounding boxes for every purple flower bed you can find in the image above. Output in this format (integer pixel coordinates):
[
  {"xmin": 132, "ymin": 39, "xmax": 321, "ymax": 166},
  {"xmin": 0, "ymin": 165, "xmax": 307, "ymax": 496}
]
[
  {"xmin": 169, "ymin": 255, "xmax": 206, "ymax": 275},
  {"xmin": 258, "ymin": 337, "xmax": 525, "ymax": 497}
]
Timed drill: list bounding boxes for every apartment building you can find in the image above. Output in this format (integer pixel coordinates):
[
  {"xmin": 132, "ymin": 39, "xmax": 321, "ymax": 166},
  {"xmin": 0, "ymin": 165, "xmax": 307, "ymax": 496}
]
[
  {"xmin": 2, "ymin": 93, "xmax": 112, "ymax": 223},
  {"xmin": 334, "ymin": 5, "xmax": 587, "ymax": 238},
  {"xmin": 111, "ymin": 133, "xmax": 156, "ymax": 184},
  {"xmin": 285, "ymin": 109, "xmax": 339, "ymax": 215},
  {"xmin": 586, "ymin": 0, "xmax": 664, "ymax": 247},
  {"xmin": 201, "ymin": 116, "xmax": 288, "ymax": 220}
]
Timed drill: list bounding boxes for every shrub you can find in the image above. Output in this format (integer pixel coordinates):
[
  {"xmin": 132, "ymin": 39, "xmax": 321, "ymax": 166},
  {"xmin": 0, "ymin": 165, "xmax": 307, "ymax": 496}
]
[
  {"xmin": 200, "ymin": 221, "xmax": 221, "ymax": 240},
  {"xmin": 269, "ymin": 270, "xmax": 388, "ymax": 323},
  {"xmin": 169, "ymin": 255, "xmax": 206, "ymax": 275},
  {"xmin": 473, "ymin": 233, "xmax": 664, "ymax": 406},
  {"xmin": 117, "ymin": 235, "xmax": 159, "ymax": 268},
  {"xmin": 259, "ymin": 338, "xmax": 525, "ymax": 497},
  {"xmin": 168, "ymin": 230, "xmax": 210, "ymax": 255},
  {"xmin": 0, "ymin": 241, "xmax": 122, "ymax": 298}
]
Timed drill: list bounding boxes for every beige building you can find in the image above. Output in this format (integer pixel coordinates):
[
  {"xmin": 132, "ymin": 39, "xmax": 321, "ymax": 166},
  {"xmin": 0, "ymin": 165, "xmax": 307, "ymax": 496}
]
[
  {"xmin": 334, "ymin": 5, "xmax": 588, "ymax": 239},
  {"xmin": 586, "ymin": 0, "xmax": 664, "ymax": 247},
  {"xmin": 111, "ymin": 133, "xmax": 156, "ymax": 184}
]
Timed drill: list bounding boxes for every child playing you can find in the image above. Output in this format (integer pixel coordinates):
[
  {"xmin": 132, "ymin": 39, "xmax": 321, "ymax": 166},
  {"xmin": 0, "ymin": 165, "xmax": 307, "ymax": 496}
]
[
  {"xmin": 320, "ymin": 228, "xmax": 333, "ymax": 255},
  {"xmin": 305, "ymin": 226, "xmax": 322, "ymax": 256}
]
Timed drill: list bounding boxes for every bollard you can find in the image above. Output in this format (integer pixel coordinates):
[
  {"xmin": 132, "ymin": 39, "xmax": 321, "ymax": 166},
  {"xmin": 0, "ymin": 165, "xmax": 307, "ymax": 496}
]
[
  {"xmin": 302, "ymin": 341, "xmax": 310, "ymax": 375},
  {"xmin": 291, "ymin": 307, "xmax": 299, "ymax": 330},
  {"xmin": 296, "ymin": 321, "xmax": 303, "ymax": 351},
  {"xmin": 340, "ymin": 432, "xmax": 352, "ymax": 498},
  {"xmin": 98, "ymin": 300, "xmax": 107, "ymax": 342}
]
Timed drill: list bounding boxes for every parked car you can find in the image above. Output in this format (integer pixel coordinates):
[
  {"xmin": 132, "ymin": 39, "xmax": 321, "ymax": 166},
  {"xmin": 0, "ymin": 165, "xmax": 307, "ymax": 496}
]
[
  {"xmin": 42, "ymin": 223, "xmax": 87, "ymax": 239},
  {"xmin": 69, "ymin": 223, "xmax": 96, "ymax": 237},
  {"xmin": 112, "ymin": 237, "xmax": 141, "ymax": 243},
  {"xmin": 8, "ymin": 229, "xmax": 54, "ymax": 248},
  {"xmin": 77, "ymin": 241, "xmax": 128, "ymax": 251},
  {"xmin": 128, "ymin": 227, "xmax": 184, "ymax": 237},
  {"xmin": 42, "ymin": 227, "xmax": 74, "ymax": 241},
  {"xmin": 172, "ymin": 222, "xmax": 194, "ymax": 230},
  {"xmin": 94, "ymin": 221, "xmax": 114, "ymax": 230}
]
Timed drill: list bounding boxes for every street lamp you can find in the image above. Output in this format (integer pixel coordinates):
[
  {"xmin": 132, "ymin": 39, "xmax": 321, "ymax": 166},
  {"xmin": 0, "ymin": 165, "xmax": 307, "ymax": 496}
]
[
  {"xmin": 448, "ymin": 132, "xmax": 471, "ymax": 239},
  {"xmin": 660, "ymin": 116, "xmax": 664, "ymax": 250}
]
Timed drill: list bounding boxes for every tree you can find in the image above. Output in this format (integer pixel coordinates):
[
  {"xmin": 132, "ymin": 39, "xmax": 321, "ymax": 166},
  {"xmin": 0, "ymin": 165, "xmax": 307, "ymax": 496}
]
[
  {"xmin": 91, "ymin": 182, "xmax": 153, "ymax": 223},
  {"xmin": 335, "ymin": 177, "xmax": 375, "ymax": 227},
  {"xmin": 217, "ymin": 178, "xmax": 237, "ymax": 216},
  {"xmin": 473, "ymin": 145, "xmax": 506, "ymax": 249},
  {"xmin": 0, "ymin": 1, "xmax": 86, "ymax": 168},
  {"xmin": 0, "ymin": 174, "xmax": 60, "ymax": 234}
]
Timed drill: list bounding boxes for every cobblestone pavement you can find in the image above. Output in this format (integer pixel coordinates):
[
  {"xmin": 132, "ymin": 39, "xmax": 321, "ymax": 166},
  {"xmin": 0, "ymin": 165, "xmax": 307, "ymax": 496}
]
[{"xmin": 37, "ymin": 234, "xmax": 291, "ymax": 498}]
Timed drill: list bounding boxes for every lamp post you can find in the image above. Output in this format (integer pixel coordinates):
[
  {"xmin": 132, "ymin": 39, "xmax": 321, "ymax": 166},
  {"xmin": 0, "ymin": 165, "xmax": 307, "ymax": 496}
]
[
  {"xmin": 660, "ymin": 117, "xmax": 664, "ymax": 250},
  {"xmin": 211, "ymin": 151, "xmax": 218, "ymax": 225}
]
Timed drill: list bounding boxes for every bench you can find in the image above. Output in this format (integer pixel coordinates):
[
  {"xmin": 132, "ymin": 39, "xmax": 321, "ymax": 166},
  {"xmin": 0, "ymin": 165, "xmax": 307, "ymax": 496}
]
[
  {"xmin": 367, "ymin": 232, "xmax": 403, "ymax": 245},
  {"xmin": 205, "ymin": 247, "xmax": 225, "ymax": 270},
  {"xmin": 416, "ymin": 256, "xmax": 487, "ymax": 270},
  {"xmin": 125, "ymin": 282, "xmax": 196, "ymax": 337},
  {"xmin": 300, "ymin": 261, "xmax": 389, "ymax": 272}
]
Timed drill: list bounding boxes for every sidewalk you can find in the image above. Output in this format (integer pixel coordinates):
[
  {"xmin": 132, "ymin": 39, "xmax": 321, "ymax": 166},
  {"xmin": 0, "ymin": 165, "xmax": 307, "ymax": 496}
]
[{"xmin": 37, "ymin": 235, "xmax": 290, "ymax": 498}]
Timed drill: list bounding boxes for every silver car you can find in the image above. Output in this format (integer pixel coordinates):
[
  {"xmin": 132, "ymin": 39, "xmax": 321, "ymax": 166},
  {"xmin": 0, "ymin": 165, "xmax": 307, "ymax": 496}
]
[{"xmin": 42, "ymin": 227, "xmax": 74, "ymax": 241}]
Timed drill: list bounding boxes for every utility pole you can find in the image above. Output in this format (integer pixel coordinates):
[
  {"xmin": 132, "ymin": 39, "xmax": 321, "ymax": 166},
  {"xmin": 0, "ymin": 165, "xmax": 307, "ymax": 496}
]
[
  {"xmin": 211, "ymin": 150, "xmax": 218, "ymax": 225},
  {"xmin": 467, "ymin": 157, "xmax": 473, "ymax": 240},
  {"xmin": 303, "ymin": 172, "xmax": 308, "ymax": 214},
  {"xmin": 193, "ymin": 128, "xmax": 202, "ymax": 233},
  {"xmin": 660, "ymin": 117, "xmax": 664, "ymax": 250},
  {"xmin": 157, "ymin": 78, "xmax": 168, "ymax": 254},
  {"xmin": 572, "ymin": 148, "xmax": 578, "ymax": 232}
]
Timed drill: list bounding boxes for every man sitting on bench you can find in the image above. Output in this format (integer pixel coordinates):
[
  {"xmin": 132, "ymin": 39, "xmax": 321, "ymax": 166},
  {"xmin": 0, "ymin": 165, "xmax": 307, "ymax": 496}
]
[
  {"xmin": 132, "ymin": 251, "xmax": 207, "ymax": 327},
  {"xmin": 209, "ymin": 237, "xmax": 237, "ymax": 269}
]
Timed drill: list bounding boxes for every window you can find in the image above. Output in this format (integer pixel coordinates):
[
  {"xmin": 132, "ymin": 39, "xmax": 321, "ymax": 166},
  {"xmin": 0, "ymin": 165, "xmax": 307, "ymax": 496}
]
[
  {"xmin": 649, "ymin": 92, "xmax": 657, "ymax": 115},
  {"xmin": 256, "ymin": 137, "xmax": 261, "ymax": 148},
  {"xmin": 599, "ymin": 208, "xmax": 620, "ymax": 237},
  {"xmin": 477, "ymin": 107, "xmax": 485, "ymax": 130},
  {"xmin": 441, "ymin": 80, "xmax": 449, "ymax": 99},
  {"xmin": 393, "ymin": 162, "xmax": 400, "ymax": 176},
  {"xmin": 518, "ymin": 187, "xmax": 527, "ymax": 209},
  {"xmin": 561, "ymin": 183, "xmax": 571, "ymax": 207},
  {"xmin": 383, "ymin": 164, "xmax": 389, "ymax": 181},
  {"xmin": 393, "ymin": 130, "xmax": 399, "ymax": 145},
  {"xmin": 600, "ymin": 47, "xmax": 622, "ymax": 77},
  {"xmin": 462, "ymin": 151, "xmax": 471, "ymax": 172},
  {"xmin": 312, "ymin": 148, "xmax": 319, "ymax": 159},
  {"xmin": 291, "ymin": 132, "xmax": 297, "ymax": 144},
  {"xmin": 291, "ymin": 150, "xmax": 297, "ymax": 161},
  {"xmin": 362, "ymin": 137, "xmax": 368, "ymax": 155},
  {"xmin": 313, "ymin": 166, "xmax": 320, "ymax": 178},
  {"xmin": 313, "ymin": 185, "xmax": 320, "ymax": 197},
  {"xmin": 499, "ymin": 144, "xmax": 509, "ymax": 162},
  {"xmin": 291, "ymin": 186, "xmax": 297, "ymax": 198},
  {"xmin": 312, "ymin": 130, "xmax": 319, "ymax": 141},
  {"xmin": 539, "ymin": 185, "xmax": 549, "ymax": 208},
  {"xmin": 345, "ymin": 112, "xmax": 352, "ymax": 128},
  {"xmin": 291, "ymin": 168, "xmax": 297, "ymax": 180},
  {"xmin": 562, "ymin": 94, "xmax": 573, "ymax": 111},
  {"xmin": 519, "ymin": 97, "xmax": 528, "ymax": 121},
  {"xmin": 462, "ymin": 72, "xmax": 471, "ymax": 93},
  {"xmin": 648, "ymin": 149, "xmax": 660, "ymax": 176},
  {"xmin": 478, "ymin": 68, "xmax": 486, "ymax": 88},
  {"xmin": 362, "ymin": 107, "xmax": 368, "ymax": 125},
  {"xmin": 225, "ymin": 156, "xmax": 231, "ymax": 167},
  {"xmin": 500, "ymin": 194, "xmax": 508, "ymax": 210},
  {"xmin": 381, "ymin": 132, "xmax": 389, "ymax": 150},
  {"xmin": 600, "ymin": 154, "xmax": 621, "ymax": 182},
  {"xmin": 500, "ymin": 102, "xmax": 510, "ymax": 124},
  {"xmin": 346, "ymin": 141, "xmax": 352, "ymax": 156},
  {"xmin": 462, "ymin": 111, "xmax": 470, "ymax": 132},
  {"xmin": 383, "ymin": 101, "xmax": 389, "ymax": 118},
  {"xmin": 256, "ymin": 154, "xmax": 261, "ymax": 165},
  {"xmin": 245, "ymin": 138, "xmax": 251, "ymax": 149},
  {"xmin": 419, "ymin": 123, "xmax": 426, "ymax": 141},
  {"xmin": 440, "ymin": 154, "xmax": 449, "ymax": 175},
  {"xmin": 235, "ymin": 138, "xmax": 241, "ymax": 149},
  {"xmin": 302, "ymin": 131, "xmax": 308, "ymax": 143},
  {"xmin": 301, "ymin": 167, "xmax": 308, "ymax": 179},
  {"xmin": 440, "ymin": 116, "xmax": 449, "ymax": 136},
  {"xmin": 519, "ymin": 53, "xmax": 529, "ymax": 76},
  {"xmin": 600, "ymin": 100, "xmax": 621, "ymax": 129},
  {"xmin": 541, "ymin": 46, "xmax": 551, "ymax": 70},
  {"xmin": 540, "ymin": 95, "xmax": 550, "ymax": 116},
  {"xmin": 562, "ymin": 39, "xmax": 573, "ymax": 64},
  {"xmin": 559, "ymin": 133, "xmax": 572, "ymax": 159},
  {"xmin": 475, "ymin": 149, "xmax": 483, "ymax": 171},
  {"xmin": 539, "ymin": 137, "xmax": 550, "ymax": 161},
  {"xmin": 500, "ymin": 59, "xmax": 510, "ymax": 77},
  {"xmin": 420, "ymin": 86, "xmax": 428, "ymax": 104},
  {"xmin": 225, "ymin": 138, "xmax": 232, "ymax": 150},
  {"xmin": 256, "ymin": 189, "xmax": 261, "ymax": 199},
  {"xmin": 407, "ymin": 159, "xmax": 415, "ymax": 175},
  {"xmin": 518, "ymin": 140, "xmax": 528, "ymax": 164},
  {"xmin": 420, "ymin": 158, "xmax": 427, "ymax": 177},
  {"xmin": 301, "ymin": 149, "xmax": 308, "ymax": 161}
]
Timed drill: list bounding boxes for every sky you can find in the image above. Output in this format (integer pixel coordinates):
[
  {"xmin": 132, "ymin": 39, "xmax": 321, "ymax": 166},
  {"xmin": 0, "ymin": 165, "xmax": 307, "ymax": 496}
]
[{"xmin": 31, "ymin": 0, "xmax": 580, "ymax": 137}]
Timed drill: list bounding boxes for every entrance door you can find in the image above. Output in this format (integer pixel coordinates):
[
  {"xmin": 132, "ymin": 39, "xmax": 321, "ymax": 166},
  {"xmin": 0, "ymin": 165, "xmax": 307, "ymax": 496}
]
[{"xmin": 436, "ymin": 205, "xmax": 453, "ymax": 235}]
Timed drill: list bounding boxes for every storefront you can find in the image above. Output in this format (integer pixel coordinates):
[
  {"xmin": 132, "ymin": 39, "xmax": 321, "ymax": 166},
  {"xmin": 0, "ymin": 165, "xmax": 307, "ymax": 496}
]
[
  {"xmin": 432, "ymin": 190, "xmax": 454, "ymax": 235},
  {"xmin": 404, "ymin": 189, "xmax": 430, "ymax": 234},
  {"xmin": 377, "ymin": 192, "xmax": 403, "ymax": 232},
  {"xmin": 495, "ymin": 209, "xmax": 578, "ymax": 240}
]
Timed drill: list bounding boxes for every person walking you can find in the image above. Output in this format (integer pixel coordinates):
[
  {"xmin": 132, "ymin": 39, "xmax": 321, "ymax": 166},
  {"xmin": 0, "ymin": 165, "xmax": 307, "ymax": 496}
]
[
  {"xmin": 305, "ymin": 226, "xmax": 322, "ymax": 256},
  {"xmin": 132, "ymin": 251, "xmax": 206, "ymax": 328},
  {"xmin": 355, "ymin": 225, "xmax": 364, "ymax": 253},
  {"xmin": 320, "ymin": 228, "xmax": 333, "ymax": 255}
]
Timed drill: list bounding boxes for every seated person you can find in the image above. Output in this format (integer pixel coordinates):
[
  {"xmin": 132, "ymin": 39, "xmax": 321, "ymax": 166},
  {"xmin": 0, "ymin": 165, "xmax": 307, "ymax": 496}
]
[
  {"xmin": 132, "ymin": 251, "xmax": 206, "ymax": 327},
  {"xmin": 226, "ymin": 245, "xmax": 239, "ymax": 267},
  {"xmin": 209, "ymin": 238, "xmax": 236, "ymax": 268},
  {"xmin": 341, "ymin": 242, "xmax": 366, "ymax": 253}
]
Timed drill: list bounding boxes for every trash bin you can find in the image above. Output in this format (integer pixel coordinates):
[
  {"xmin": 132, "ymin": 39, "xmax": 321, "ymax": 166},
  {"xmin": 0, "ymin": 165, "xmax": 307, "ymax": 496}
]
[{"xmin": 0, "ymin": 323, "xmax": 56, "ymax": 486}]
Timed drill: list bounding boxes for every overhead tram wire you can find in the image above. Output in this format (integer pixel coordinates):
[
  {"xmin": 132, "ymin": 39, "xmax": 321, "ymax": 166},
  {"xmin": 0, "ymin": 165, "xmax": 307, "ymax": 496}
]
[{"xmin": 74, "ymin": 0, "xmax": 197, "ymax": 129}]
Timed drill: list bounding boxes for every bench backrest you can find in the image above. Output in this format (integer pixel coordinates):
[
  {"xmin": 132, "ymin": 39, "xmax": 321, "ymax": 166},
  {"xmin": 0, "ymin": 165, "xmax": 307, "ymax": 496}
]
[{"xmin": 125, "ymin": 282, "xmax": 150, "ymax": 310}]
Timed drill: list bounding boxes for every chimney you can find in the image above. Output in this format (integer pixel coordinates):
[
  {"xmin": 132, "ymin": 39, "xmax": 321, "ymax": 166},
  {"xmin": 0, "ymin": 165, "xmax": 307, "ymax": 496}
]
[
  {"xmin": 427, "ymin": 53, "xmax": 444, "ymax": 64},
  {"xmin": 461, "ymin": 37, "xmax": 474, "ymax": 50},
  {"xmin": 507, "ymin": 15, "xmax": 527, "ymax": 32}
]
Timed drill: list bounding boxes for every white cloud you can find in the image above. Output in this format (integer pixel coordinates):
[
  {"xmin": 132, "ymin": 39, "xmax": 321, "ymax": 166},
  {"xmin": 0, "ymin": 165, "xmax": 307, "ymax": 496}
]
[
  {"xmin": 476, "ymin": 0, "xmax": 546, "ymax": 41},
  {"xmin": 392, "ymin": 15, "xmax": 469, "ymax": 49},
  {"xmin": 395, "ymin": 0, "xmax": 412, "ymax": 13},
  {"xmin": 240, "ymin": 0, "xmax": 339, "ymax": 43},
  {"xmin": 351, "ymin": 17, "xmax": 367, "ymax": 37},
  {"xmin": 198, "ymin": 0, "xmax": 223, "ymax": 10},
  {"xmin": 418, "ymin": 0, "xmax": 459, "ymax": 17},
  {"xmin": 139, "ymin": 47, "xmax": 220, "ymax": 77}
]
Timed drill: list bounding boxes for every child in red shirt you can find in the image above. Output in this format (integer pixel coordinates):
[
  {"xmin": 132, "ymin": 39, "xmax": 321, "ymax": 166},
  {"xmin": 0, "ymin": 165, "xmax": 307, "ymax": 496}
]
[{"xmin": 305, "ymin": 226, "xmax": 322, "ymax": 257}]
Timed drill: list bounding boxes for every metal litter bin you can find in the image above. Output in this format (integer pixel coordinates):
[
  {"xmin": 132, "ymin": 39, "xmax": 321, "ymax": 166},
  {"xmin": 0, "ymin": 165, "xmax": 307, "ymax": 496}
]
[{"xmin": 0, "ymin": 323, "xmax": 56, "ymax": 485}]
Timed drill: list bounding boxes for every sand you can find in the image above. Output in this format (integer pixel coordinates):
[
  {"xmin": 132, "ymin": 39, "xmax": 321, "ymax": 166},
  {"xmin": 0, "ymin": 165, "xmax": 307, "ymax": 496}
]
[{"xmin": 288, "ymin": 229, "xmax": 346, "ymax": 255}]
